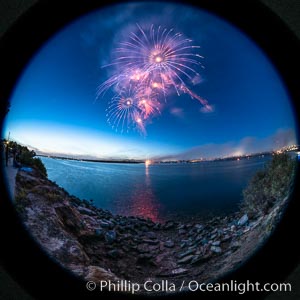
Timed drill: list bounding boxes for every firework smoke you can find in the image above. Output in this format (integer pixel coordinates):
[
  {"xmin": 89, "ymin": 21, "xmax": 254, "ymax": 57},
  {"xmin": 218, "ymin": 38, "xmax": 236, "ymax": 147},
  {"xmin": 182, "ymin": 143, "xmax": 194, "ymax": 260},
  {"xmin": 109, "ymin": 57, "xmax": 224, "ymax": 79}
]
[{"xmin": 98, "ymin": 24, "xmax": 210, "ymax": 134}]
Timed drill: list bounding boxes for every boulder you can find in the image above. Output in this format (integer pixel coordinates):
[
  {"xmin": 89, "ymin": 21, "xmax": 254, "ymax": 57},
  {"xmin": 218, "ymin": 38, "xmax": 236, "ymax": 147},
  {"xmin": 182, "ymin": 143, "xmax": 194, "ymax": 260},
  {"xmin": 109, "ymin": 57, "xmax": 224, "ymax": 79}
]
[
  {"xmin": 178, "ymin": 254, "xmax": 194, "ymax": 264},
  {"xmin": 237, "ymin": 214, "xmax": 249, "ymax": 226},
  {"xmin": 211, "ymin": 246, "xmax": 222, "ymax": 253},
  {"xmin": 105, "ymin": 230, "xmax": 117, "ymax": 243},
  {"xmin": 171, "ymin": 268, "xmax": 188, "ymax": 275},
  {"xmin": 77, "ymin": 206, "xmax": 97, "ymax": 216},
  {"xmin": 212, "ymin": 241, "xmax": 221, "ymax": 246},
  {"xmin": 164, "ymin": 240, "xmax": 175, "ymax": 248}
]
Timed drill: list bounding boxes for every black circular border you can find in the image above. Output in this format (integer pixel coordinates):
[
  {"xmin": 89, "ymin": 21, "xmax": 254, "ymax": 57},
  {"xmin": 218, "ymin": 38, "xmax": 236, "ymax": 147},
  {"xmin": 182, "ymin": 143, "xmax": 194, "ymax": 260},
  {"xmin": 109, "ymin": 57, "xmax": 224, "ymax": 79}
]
[{"xmin": 0, "ymin": 1, "xmax": 300, "ymax": 299}]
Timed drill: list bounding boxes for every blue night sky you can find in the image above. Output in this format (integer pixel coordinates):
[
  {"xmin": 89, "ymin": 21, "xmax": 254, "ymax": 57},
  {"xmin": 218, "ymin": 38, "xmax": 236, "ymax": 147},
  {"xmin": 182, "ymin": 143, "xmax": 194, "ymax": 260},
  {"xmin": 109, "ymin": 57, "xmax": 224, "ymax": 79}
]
[{"xmin": 3, "ymin": 2, "xmax": 298, "ymax": 160}]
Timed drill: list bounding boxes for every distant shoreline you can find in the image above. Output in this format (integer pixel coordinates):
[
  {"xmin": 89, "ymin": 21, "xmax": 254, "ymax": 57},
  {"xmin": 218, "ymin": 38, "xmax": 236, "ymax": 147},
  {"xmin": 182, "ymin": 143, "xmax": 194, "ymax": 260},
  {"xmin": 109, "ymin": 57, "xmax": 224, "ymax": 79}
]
[
  {"xmin": 37, "ymin": 149, "xmax": 299, "ymax": 165},
  {"xmin": 37, "ymin": 155, "xmax": 144, "ymax": 164}
]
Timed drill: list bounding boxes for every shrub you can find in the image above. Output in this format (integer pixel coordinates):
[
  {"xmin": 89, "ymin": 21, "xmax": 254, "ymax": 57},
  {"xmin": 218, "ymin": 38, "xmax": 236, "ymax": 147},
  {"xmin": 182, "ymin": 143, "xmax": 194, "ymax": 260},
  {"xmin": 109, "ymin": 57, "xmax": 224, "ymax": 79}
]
[
  {"xmin": 32, "ymin": 157, "xmax": 47, "ymax": 177},
  {"xmin": 9, "ymin": 141, "xmax": 47, "ymax": 177},
  {"xmin": 242, "ymin": 153, "xmax": 297, "ymax": 215}
]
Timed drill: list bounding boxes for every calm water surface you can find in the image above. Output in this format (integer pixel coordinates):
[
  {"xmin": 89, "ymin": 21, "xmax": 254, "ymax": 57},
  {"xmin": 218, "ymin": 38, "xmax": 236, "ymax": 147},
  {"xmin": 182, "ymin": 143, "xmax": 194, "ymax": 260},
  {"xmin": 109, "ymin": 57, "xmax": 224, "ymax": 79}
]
[{"xmin": 40, "ymin": 156, "xmax": 272, "ymax": 222}]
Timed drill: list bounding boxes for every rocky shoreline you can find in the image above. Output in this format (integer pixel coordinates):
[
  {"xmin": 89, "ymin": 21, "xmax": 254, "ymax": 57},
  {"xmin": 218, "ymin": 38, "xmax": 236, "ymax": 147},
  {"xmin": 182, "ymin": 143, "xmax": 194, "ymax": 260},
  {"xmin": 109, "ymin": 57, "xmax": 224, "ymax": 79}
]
[{"xmin": 14, "ymin": 167, "xmax": 288, "ymax": 295}]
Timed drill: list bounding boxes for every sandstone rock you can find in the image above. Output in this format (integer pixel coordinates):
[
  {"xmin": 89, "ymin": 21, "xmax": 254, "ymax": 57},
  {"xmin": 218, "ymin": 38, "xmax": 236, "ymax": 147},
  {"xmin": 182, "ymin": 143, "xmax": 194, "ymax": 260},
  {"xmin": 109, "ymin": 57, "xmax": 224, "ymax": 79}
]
[
  {"xmin": 99, "ymin": 220, "xmax": 113, "ymax": 229},
  {"xmin": 177, "ymin": 224, "xmax": 186, "ymax": 230},
  {"xmin": 153, "ymin": 223, "xmax": 161, "ymax": 230},
  {"xmin": 171, "ymin": 268, "xmax": 188, "ymax": 275},
  {"xmin": 178, "ymin": 254, "xmax": 194, "ymax": 264},
  {"xmin": 77, "ymin": 206, "xmax": 97, "ymax": 216},
  {"xmin": 212, "ymin": 241, "xmax": 221, "ymax": 246},
  {"xmin": 180, "ymin": 242, "xmax": 187, "ymax": 248},
  {"xmin": 191, "ymin": 254, "xmax": 212, "ymax": 265},
  {"xmin": 85, "ymin": 266, "xmax": 119, "ymax": 282},
  {"xmin": 145, "ymin": 231, "xmax": 157, "ymax": 239},
  {"xmin": 164, "ymin": 240, "xmax": 175, "ymax": 248},
  {"xmin": 230, "ymin": 241, "xmax": 240, "ymax": 251},
  {"xmin": 179, "ymin": 229, "xmax": 187, "ymax": 235},
  {"xmin": 195, "ymin": 224, "xmax": 204, "ymax": 233},
  {"xmin": 164, "ymin": 221, "xmax": 175, "ymax": 230},
  {"xmin": 138, "ymin": 253, "xmax": 153, "ymax": 259},
  {"xmin": 137, "ymin": 244, "xmax": 150, "ymax": 253},
  {"xmin": 211, "ymin": 246, "xmax": 222, "ymax": 253},
  {"xmin": 237, "ymin": 214, "xmax": 249, "ymax": 226},
  {"xmin": 142, "ymin": 239, "xmax": 159, "ymax": 245},
  {"xmin": 95, "ymin": 228, "xmax": 104, "ymax": 237},
  {"xmin": 177, "ymin": 248, "xmax": 195, "ymax": 259},
  {"xmin": 55, "ymin": 206, "xmax": 83, "ymax": 234},
  {"xmin": 105, "ymin": 230, "xmax": 117, "ymax": 243},
  {"xmin": 221, "ymin": 235, "xmax": 232, "ymax": 242},
  {"xmin": 107, "ymin": 249, "xmax": 122, "ymax": 258},
  {"xmin": 201, "ymin": 238, "xmax": 208, "ymax": 245}
]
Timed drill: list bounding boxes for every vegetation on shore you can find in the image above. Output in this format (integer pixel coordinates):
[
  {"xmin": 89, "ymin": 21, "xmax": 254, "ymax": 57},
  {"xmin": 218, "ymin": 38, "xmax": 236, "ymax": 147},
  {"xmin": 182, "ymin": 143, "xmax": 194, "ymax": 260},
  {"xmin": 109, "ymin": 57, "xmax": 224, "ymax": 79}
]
[
  {"xmin": 2, "ymin": 140, "xmax": 47, "ymax": 177},
  {"xmin": 241, "ymin": 153, "xmax": 297, "ymax": 216}
]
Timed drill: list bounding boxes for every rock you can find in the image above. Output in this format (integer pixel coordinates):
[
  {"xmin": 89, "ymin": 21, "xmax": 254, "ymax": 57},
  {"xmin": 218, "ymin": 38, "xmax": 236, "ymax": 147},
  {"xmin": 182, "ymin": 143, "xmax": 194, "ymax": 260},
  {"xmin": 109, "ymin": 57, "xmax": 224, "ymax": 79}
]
[
  {"xmin": 142, "ymin": 239, "xmax": 159, "ymax": 245},
  {"xmin": 137, "ymin": 253, "xmax": 155, "ymax": 264},
  {"xmin": 230, "ymin": 241, "xmax": 240, "ymax": 251},
  {"xmin": 195, "ymin": 235, "xmax": 203, "ymax": 242},
  {"xmin": 95, "ymin": 228, "xmax": 104, "ymax": 237},
  {"xmin": 118, "ymin": 219, "xmax": 127, "ymax": 226},
  {"xmin": 99, "ymin": 220, "xmax": 113, "ymax": 229},
  {"xmin": 121, "ymin": 245, "xmax": 130, "ymax": 252},
  {"xmin": 210, "ymin": 234, "xmax": 217, "ymax": 240},
  {"xmin": 180, "ymin": 242, "xmax": 187, "ymax": 248},
  {"xmin": 85, "ymin": 266, "xmax": 119, "ymax": 282},
  {"xmin": 55, "ymin": 206, "xmax": 83, "ymax": 234},
  {"xmin": 212, "ymin": 241, "xmax": 221, "ymax": 246},
  {"xmin": 211, "ymin": 246, "xmax": 222, "ymax": 253},
  {"xmin": 249, "ymin": 220, "xmax": 260, "ymax": 229},
  {"xmin": 221, "ymin": 235, "xmax": 232, "ymax": 242},
  {"xmin": 138, "ymin": 253, "xmax": 153, "ymax": 259},
  {"xmin": 179, "ymin": 229, "xmax": 187, "ymax": 235},
  {"xmin": 238, "ymin": 214, "xmax": 249, "ymax": 226},
  {"xmin": 145, "ymin": 231, "xmax": 157, "ymax": 239},
  {"xmin": 243, "ymin": 227, "xmax": 250, "ymax": 233},
  {"xmin": 140, "ymin": 226, "xmax": 149, "ymax": 232},
  {"xmin": 164, "ymin": 221, "xmax": 175, "ymax": 229},
  {"xmin": 178, "ymin": 254, "xmax": 194, "ymax": 264},
  {"xmin": 177, "ymin": 248, "xmax": 195, "ymax": 259},
  {"xmin": 211, "ymin": 228, "xmax": 218, "ymax": 234},
  {"xmin": 201, "ymin": 238, "xmax": 209, "ymax": 245},
  {"xmin": 105, "ymin": 230, "xmax": 117, "ymax": 243},
  {"xmin": 177, "ymin": 224, "xmax": 186, "ymax": 230},
  {"xmin": 191, "ymin": 254, "xmax": 212, "ymax": 265},
  {"xmin": 230, "ymin": 225, "xmax": 236, "ymax": 231},
  {"xmin": 137, "ymin": 244, "xmax": 150, "ymax": 253},
  {"xmin": 164, "ymin": 240, "xmax": 175, "ymax": 248},
  {"xmin": 188, "ymin": 229, "xmax": 196, "ymax": 237},
  {"xmin": 77, "ymin": 206, "xmax": 97, "ymax": 216},
  {"xmin": 107, "ymin": 249, "xmax": 122, "ymax": 258},
  {"xmin": 171, "ymin": 268, "xmax": 188, "ymax": 275},
  {"xmin": 195, "ymin": 224, "xmax": 204, "ymax": 233},
  {"xmin": 153, "ymin": 223, "xmax": 161, "ymax": 230},
  {"xmin": 158, "ymin": 268, "xmax": 188, "ymax": 277}
]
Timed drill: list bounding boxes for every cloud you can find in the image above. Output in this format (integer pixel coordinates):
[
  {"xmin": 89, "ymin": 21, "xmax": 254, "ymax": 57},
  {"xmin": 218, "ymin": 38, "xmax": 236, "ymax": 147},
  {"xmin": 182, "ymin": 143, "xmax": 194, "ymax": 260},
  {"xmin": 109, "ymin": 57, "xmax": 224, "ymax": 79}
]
[
  {"xmin": 170, "ymin": 107, "xmax": 185, "ymax": 118},
  {"xmin": 200, "ymin": 104, "xmax": 214, "ymax": 113},
  {"xmin": 152, "ymin": 128, "xmax": 298, "ymax": 161}
]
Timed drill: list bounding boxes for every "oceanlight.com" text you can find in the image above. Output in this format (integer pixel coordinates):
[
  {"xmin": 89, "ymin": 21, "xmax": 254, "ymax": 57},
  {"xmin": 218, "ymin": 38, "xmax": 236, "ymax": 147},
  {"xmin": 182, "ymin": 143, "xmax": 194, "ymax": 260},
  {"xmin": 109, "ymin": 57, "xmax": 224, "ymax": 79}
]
[{"xmin": 86, "ymin": 279, "xmax": 292, "ymax": 294}]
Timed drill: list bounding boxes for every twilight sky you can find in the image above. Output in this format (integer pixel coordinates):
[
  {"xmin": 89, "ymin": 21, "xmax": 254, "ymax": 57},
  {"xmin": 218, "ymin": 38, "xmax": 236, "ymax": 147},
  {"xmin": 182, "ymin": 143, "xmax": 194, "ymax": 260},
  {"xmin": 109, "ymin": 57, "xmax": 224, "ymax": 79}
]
[{"xmin": 2, "ymin": 2, "xmax": 298, "ymax": 160}]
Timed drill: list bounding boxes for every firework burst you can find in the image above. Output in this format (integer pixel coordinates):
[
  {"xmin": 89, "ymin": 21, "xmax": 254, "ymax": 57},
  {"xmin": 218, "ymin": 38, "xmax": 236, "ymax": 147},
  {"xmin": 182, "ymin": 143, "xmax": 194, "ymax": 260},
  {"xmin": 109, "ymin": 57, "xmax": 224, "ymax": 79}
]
[
  {"xmin": 98, "ymin": 24, "xmax": 211, "ymax": 134},
  {"xmin": 106, "ymin": 84, "xmax": 152, "ymax": 134}
]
